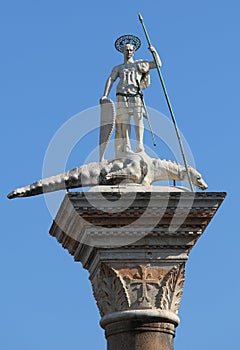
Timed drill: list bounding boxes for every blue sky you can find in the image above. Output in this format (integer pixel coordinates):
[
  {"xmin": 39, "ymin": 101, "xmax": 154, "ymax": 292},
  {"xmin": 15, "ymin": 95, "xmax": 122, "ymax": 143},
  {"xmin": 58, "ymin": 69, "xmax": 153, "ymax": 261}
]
[{"xmin": 1, "ymin": 1, "xmax": 239, "ymax": 349}]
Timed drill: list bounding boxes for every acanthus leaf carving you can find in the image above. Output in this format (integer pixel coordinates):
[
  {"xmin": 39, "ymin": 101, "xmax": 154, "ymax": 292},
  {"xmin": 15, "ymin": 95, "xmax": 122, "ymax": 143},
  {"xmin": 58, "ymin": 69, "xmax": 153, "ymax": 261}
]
[
  {"xmin": 91, "ymin": 263, "xmax": 185, "ymax": 317},
  {"xmin": 159, "ymin": 263, "xmax": 185, "ymax": 314},
  {"xmin": 91, "ymin": 263, "xmax": 130, "ymax": 317}
]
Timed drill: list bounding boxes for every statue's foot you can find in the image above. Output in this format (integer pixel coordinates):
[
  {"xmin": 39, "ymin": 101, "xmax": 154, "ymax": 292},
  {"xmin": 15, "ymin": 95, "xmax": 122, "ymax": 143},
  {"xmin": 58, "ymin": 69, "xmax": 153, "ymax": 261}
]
[
  {"xmin": 123, "ymin": 145, "xmax": 135, "ymax": 155},
  {"xmin": 135, "ymin": 145, "xmax": 145, "ymax": 153}
]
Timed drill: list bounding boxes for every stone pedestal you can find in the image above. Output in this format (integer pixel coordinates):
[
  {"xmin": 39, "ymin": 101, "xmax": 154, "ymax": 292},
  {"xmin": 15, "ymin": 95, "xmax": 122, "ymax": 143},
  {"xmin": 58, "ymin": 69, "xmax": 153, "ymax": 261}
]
[{"xmin": 49, "ymin": 189, "xmax": 226, "ymax": 350}]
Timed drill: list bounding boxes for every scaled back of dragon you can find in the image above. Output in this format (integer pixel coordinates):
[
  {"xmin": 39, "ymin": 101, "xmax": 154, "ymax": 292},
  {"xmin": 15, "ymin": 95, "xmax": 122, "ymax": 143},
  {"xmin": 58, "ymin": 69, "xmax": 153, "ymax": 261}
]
[{"xmin": 7, "ymin": 154, "xmax": 208, "ymax": 199}]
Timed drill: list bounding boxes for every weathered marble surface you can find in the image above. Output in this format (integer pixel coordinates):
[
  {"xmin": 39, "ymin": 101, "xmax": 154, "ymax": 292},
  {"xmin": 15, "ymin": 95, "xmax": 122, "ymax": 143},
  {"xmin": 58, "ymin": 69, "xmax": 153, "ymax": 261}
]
[
  {"xmin": 49, "ymin": 191, "xmax": 226, "ymax": 350},
  {"xmin": 100, "ymin": 34, "xmax": 162, "ymax": 155},
  {"xmin": 7, "ymin": 152, "xmax": 207, "ymax": 199}
]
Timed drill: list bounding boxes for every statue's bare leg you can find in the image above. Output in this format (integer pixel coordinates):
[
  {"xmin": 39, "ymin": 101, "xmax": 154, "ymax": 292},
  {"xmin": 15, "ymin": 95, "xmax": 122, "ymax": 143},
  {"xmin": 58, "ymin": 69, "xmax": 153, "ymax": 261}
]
[
  {"xmin": 134, "ymin": 112, "xmax": 144, "ymax": 152},
  {"xmin": 114, "ymin": 118, "xmax": 123, "ymax": 157},
  {"xmin": 121, "ymin": 113, "xmax": 132, "ymax": 153}
]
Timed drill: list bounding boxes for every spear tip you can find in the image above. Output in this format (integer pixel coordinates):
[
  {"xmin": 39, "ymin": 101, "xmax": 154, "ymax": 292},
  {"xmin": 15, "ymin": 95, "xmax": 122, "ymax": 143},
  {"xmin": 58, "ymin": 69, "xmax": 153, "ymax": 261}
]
[{"xmin": 138, "ymin": 12, "xmax": 143, "ymax": 23}]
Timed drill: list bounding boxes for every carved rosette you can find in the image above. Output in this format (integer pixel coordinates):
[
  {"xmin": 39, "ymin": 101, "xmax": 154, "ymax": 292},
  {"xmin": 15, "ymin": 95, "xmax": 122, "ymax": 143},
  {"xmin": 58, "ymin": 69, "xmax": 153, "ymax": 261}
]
[{"xmin": 91, "ymin": 263, "xmax": 185, "ymax": 317}]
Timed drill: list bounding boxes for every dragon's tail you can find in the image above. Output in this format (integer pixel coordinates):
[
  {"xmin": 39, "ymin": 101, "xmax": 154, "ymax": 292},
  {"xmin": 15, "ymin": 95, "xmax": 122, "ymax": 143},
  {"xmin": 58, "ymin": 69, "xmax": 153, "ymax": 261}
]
[{"xmin": 7, "ymin": 162, "xmax": 104, "ymax": 199}]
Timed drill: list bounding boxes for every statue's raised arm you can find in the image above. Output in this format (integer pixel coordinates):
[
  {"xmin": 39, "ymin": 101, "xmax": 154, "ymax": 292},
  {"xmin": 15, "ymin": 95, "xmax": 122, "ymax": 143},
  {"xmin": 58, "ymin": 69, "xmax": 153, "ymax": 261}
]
[{"xmin": 148, "ymin": 45, "xmax": 162, "ymax": 68}]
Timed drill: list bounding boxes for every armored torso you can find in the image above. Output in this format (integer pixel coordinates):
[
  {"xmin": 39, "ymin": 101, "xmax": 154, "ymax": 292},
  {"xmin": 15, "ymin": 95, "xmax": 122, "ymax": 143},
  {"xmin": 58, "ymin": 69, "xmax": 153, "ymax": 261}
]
[{"xmin": 110, "ymin": 60, "xmax": 150, "ymax": 94}]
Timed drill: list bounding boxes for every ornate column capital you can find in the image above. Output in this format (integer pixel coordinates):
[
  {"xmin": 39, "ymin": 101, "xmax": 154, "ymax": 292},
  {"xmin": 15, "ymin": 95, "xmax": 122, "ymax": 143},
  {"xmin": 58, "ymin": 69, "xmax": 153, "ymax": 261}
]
[{"xmin": 92, "ymin": 263, "xmax": 185, "ymax": 317}]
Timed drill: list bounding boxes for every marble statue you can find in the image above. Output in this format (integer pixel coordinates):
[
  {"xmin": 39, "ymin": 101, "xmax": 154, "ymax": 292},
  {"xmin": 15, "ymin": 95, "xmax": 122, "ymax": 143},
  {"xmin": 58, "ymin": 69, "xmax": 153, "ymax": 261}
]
[
  {"xmin": 7, "ymin": 152, "xmax": 208, "ymax": 199},
  {"xmin": 100, "ymin": 34, "xmax": 161, "ymax": 156},
  {"xmin": 7, "ymin": 34, "xmax": 208, "ymax": 200}
]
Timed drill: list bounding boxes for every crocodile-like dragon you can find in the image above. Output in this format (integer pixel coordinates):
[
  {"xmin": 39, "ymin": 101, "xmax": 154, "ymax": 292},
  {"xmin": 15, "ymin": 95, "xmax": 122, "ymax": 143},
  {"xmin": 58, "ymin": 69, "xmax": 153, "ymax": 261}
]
[{"xmin": 7, "ymin": 153, "xmax": 208, "ymax": 199}]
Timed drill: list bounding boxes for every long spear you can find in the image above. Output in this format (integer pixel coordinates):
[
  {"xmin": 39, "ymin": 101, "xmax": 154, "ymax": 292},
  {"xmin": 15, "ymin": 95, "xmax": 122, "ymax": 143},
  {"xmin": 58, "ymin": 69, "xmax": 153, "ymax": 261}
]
[{"xmin": 138, "ymin": 12, "xmax": 194, "ymax": 192}]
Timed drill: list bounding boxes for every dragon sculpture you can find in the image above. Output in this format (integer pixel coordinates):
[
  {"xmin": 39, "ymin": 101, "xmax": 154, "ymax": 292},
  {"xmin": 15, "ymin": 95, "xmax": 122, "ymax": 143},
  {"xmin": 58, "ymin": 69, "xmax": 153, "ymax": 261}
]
[{"xmin": 7, "ymin": 153, "xmax": 208, "ymax": 199}]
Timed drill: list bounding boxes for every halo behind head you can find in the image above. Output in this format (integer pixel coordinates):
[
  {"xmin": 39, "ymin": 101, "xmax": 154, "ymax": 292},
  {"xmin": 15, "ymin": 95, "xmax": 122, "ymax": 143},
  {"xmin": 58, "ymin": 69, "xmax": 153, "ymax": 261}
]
[{"xmin": 115, "ymin": 34, "xmax": 141, "ymax": 53}]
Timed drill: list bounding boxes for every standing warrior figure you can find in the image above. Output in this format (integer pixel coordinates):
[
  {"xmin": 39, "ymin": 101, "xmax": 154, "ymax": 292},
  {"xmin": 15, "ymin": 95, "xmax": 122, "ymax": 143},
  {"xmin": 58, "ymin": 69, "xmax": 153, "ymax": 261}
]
[{"xmin": 100, "ymin": 34, "xmax": 161, "ymax": 156}]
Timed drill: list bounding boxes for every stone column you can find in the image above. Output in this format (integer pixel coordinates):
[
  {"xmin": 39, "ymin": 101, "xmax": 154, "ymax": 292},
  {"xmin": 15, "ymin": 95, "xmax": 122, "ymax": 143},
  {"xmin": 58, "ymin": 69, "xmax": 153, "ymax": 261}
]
[{"xmin": 50, "ymin": 189, "xmax": 226, "ymax": 350}]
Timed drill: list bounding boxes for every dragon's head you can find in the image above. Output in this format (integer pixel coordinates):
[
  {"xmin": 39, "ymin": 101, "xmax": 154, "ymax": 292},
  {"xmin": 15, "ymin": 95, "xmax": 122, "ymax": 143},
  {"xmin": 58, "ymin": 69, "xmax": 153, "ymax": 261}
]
[{"xmin": 185, "ymin": 166, "xmax": 208, "ymax": 190}]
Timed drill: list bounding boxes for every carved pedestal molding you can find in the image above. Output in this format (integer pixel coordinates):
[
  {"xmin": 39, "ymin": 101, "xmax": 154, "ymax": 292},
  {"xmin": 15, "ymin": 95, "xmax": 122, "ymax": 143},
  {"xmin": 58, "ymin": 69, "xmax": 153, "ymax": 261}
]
[{"xmin": 50, "ymin": 190, "xmax": 226, "ymax": 350}]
